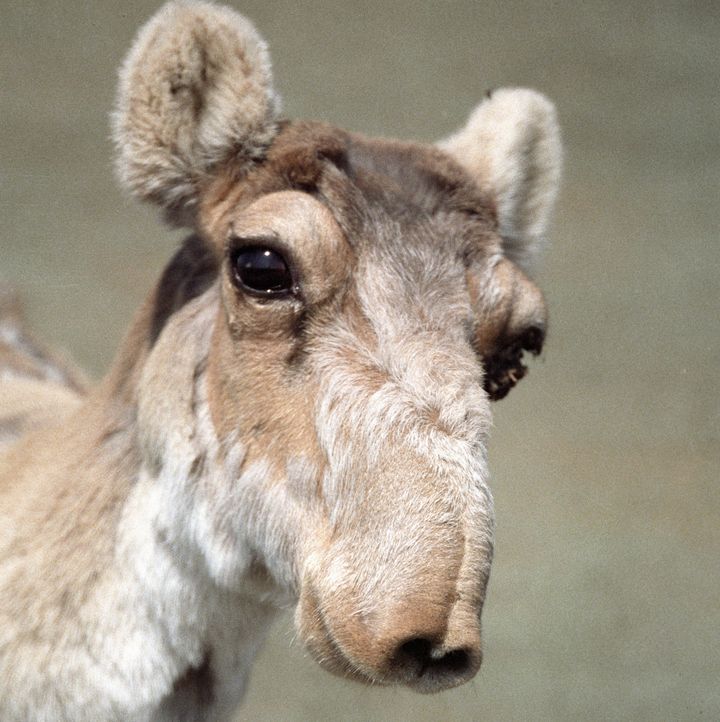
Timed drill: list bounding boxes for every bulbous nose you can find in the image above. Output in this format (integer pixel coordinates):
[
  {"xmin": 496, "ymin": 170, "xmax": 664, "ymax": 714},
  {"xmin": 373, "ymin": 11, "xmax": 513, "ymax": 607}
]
[
  {"xmin": 372, "ymin": 608, "xmax": 483, "ymax": 691},
  {"xmin": 298, "ymin": 575, "xmax": 485, "ymax": 692}
]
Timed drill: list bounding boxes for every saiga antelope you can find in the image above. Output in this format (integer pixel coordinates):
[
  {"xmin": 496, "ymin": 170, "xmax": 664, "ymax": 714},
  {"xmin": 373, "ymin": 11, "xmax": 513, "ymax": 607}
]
[{"xmin": 0, "ymin": 1, "xmax": 562, "ymax": 719}]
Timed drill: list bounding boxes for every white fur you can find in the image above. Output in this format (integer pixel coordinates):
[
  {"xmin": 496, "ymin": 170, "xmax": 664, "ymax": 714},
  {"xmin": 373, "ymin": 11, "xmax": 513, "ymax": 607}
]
[{"xmin": 439, "ymin": 88, "xmax": 562, "ymax": 271}]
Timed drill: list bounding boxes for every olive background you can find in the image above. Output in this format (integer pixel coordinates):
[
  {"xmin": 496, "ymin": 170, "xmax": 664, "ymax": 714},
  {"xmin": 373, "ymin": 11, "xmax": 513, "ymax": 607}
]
[{"xmin": 2, "ymin": 1, "xmax": 718, "ymax": 720}]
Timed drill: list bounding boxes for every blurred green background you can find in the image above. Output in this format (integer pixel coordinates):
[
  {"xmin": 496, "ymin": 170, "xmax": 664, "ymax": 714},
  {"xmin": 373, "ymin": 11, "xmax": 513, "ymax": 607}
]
[{"xmin": 2, "ymin": 1, "xmax": 718, "ymax": 719}]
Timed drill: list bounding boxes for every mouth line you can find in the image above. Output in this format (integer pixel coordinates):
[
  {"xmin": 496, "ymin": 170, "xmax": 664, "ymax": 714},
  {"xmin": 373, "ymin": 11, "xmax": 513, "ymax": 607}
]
[{"xmin": 311, "ymin": 594, "xmax": 384, "ymax": 684}]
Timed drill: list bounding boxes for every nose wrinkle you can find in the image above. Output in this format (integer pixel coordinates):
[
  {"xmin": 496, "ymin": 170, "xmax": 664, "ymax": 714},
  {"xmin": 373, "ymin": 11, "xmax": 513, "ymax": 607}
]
[{"xmin": 437, "ymin": 482, "xmax": 493, "ymax": 652}]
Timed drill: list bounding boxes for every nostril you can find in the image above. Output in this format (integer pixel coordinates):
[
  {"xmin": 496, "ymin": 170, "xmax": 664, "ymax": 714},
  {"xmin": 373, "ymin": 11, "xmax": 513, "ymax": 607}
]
[
  {"xmin": 434, "ymin": 647, "xmax": 471, "ymax": 674},
  {"xmin": 394, "ymin": 637, "xmax": 471, "ymax": 677},
  {"xmin": 397, "ymin": 637, "xmax": 433, "ymax": 665}
]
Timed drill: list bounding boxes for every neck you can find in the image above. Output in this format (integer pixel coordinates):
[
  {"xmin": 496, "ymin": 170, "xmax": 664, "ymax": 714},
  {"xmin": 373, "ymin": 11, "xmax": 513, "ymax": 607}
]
[
  {"xmin": 102, "ymin": 287, "xmax": 285, "ymax": 718},
  {"xmin": 0, "ymin": 287, "xmax": 280, "ymax": 721}
]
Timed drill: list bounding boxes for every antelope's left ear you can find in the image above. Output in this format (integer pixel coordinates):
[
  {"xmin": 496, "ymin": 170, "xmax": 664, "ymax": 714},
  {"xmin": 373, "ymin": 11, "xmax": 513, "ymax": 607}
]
[{"xmin": 439, "ymin": 88, "xmax": 562, "ymax": 272}]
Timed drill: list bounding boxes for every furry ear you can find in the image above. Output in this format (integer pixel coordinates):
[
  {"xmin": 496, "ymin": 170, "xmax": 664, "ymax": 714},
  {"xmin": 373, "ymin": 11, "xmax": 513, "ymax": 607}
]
[
  {"xmin": 439, "ymin": 88, "xmax": 562, "ymax": 271},
  {"xmin": 112, "ymin": 0, "xmax": 280, "ymax": 224}
]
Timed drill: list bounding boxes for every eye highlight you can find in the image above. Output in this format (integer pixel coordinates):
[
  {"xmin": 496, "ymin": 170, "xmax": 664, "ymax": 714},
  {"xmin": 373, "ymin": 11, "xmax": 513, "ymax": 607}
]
[{"xmin": 231, "ymin": 246, "xmax": 294, "ymax": 297}]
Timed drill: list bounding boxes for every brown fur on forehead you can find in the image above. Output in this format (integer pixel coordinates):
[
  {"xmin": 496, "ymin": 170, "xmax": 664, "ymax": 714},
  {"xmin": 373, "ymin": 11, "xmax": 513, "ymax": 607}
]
[
  {"xmin": 201, "ymin": 120, "xmax": 498, "ymax": 242},
  {"xmin": 200, "ymin": 121, "xmax": 350, "ymax": 230},
  {"xmin": 345, "ymin": 133, "xmax": 497, "ymax": 225}
]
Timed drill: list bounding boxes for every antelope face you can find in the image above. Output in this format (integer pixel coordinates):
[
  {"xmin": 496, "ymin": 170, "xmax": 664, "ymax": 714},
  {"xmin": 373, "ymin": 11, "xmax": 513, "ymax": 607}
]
[{"xmin": 116, "ymin": 1, "xmax": 561, "ymax": 693}]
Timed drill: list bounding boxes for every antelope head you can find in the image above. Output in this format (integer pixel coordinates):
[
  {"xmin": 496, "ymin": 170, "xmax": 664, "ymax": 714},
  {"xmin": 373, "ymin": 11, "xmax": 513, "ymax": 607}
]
[{"xmin": 113, "ymin": 0, "xmax": 561, "ymax": 693}]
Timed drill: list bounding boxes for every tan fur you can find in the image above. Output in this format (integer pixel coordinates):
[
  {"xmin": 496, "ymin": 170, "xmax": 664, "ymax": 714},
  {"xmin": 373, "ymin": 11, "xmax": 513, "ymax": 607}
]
[
  {"xmin": 0, "ymin": 2, "xmax": 562, "ymax": 719},
  {"xmin": 0, "ymin": 288, "xmax": 87, "ymax": 451},
  {"xmin": 0, "ymin": 378, "xmax": 80, "ymax": 448},
  {"xmin": 113, "ymin": 0, "xmax": 280, "ymax": 223},
  {"xmin": 0, "ymin": 290, "xmax": 88, "ymax": 394},
  {"xmin": 469, "ymin": 256, "xmax": 547, "ymax": 356}
]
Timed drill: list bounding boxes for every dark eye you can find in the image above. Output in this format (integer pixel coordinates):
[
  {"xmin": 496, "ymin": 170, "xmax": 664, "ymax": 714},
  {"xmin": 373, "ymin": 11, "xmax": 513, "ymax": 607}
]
[{"xmin": 231, "ymin": 246, "xmax": 294, "ymax": 296}]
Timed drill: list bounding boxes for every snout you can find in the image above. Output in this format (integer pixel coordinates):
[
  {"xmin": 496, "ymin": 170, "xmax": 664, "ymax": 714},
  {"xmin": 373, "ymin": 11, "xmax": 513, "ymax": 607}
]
[
  {"xmin": 304, "ymin": 376, "xmax": 495, "ymax": 691},
  {"xmin": 297, "ymin": 548, "xmax": 489, "ymax": 693},
  {"xmin": 362, "ymin": 600, "xmax": 483, "ymax": 692}
]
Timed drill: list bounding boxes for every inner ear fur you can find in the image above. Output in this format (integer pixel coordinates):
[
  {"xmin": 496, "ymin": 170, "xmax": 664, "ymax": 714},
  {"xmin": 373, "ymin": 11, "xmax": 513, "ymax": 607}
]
[
  {"xmin": 473, "ymin": 257, "xmax": 548, "ymax": 401},
  {"xmin": 439, "ymin": 88, "xmax": 562, "ymax": 273},
  {"xmin": 113, "ymin": 0, "xmax": 280, "ymax": 225}
]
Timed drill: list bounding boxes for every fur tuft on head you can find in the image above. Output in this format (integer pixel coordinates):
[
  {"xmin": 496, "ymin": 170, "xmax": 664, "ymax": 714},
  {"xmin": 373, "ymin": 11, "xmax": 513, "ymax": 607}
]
[
  {"xmin": 112, "ymin": 0, "xmax": 280, "ymax": 224},
  {"xmin": 439, "ymin": 88, "xmax": 562, "ymax": 271}
]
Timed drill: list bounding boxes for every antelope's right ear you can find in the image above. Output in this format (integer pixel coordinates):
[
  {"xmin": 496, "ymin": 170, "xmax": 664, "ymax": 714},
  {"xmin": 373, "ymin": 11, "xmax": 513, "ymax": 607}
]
[
  {"xmin": 112, "ymin": 0, "xmax": 279, "ymax": 224},
  {"xmin": 439, "ymin": 88, "xmax": 562, "ymax": 272}
]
